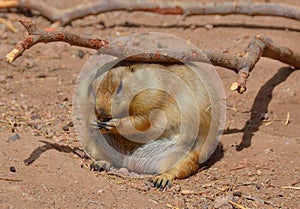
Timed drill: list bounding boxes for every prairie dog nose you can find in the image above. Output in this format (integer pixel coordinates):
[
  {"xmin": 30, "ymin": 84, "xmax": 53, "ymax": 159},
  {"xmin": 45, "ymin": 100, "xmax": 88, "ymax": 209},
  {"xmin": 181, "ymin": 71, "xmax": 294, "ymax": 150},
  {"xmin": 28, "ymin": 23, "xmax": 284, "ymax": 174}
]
[{"xmin": 96, "ymin": 108, "xmax": 112, "ymax": 122}]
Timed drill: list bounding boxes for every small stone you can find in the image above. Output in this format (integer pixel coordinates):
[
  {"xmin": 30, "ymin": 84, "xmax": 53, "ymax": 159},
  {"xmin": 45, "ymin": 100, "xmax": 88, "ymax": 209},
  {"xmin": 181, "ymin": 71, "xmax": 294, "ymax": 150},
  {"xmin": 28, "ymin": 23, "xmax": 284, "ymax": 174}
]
[
  {"xmin": 63, "ymin": 97, "xmax": 69, "ymax": 102},
  {"xmin": 144, "ymin": 178, "xmax": 154, "ymax": 187},
  {"xmin": 76, "ymin": 50, "xmax": 85, "ymax": 59},
  {"xmin": 233, "ymin": 191, "xmax": 242, "ymax": 197},
  {"xmin": 205, "ymin": 24, "xmax": 213, "ymax": 30},
  {"xmin": 214, "ymin": 195, "xmax": 234, "ymax": 208},
  {"xmin": 36, "ymin": 74, "xmax": 47, "ymax": 78},
  {"xmin": 10, "ymin": 166, "xmax": 16, "ymax": 172},
  {"xmin": 31, "ymin": 113, "xmax": 41, "ymax": 120},
  {"xmin": 8, "ymin": 134, "xmax": 20, "ymax": 141},
  {"xmin": 117, "ymin": 167, "xmax": 129, "ymax": 175},
  {"xmin": 6, "ymin": 75, "xmax": 14, "ymax": 79},
  {"xmin": 68, "ymin": 121, "xmax": 74, "ymax": 127},
  {"xmin": 62, "ymin": 125, "xmax": 69, "ymax": 131}
]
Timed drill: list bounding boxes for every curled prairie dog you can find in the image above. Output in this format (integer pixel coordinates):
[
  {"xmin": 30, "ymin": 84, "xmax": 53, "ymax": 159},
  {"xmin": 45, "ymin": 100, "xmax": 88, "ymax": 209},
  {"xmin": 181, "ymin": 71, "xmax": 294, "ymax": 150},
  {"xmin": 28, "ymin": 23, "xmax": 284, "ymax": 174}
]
[{"xmin": 81, "ymin": 61, "xmax": 223, "ymax": 189}]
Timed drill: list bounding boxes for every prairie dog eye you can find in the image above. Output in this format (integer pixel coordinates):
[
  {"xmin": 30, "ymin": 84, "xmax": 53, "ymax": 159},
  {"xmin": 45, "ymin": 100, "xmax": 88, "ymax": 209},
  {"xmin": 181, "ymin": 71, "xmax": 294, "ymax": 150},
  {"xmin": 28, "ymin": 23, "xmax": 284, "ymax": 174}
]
[{"xmin": 116, "ymin": 81, "xmax": 123, "ymax": 94}]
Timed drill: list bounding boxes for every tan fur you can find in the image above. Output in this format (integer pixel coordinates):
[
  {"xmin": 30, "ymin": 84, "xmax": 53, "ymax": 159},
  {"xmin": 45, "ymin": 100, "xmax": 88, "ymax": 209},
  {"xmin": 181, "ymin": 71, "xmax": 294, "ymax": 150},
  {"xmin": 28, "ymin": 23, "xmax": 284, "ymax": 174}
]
[{"xmin": 83, "ymin": 61, "xmax": 223, "ymax": 188}]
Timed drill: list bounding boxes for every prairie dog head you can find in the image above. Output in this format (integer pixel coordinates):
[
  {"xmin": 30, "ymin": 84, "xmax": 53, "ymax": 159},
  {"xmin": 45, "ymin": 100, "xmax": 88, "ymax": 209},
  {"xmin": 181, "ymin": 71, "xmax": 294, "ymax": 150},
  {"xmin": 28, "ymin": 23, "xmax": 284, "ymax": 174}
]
[
  {"xmin": 93, "ymin": 63, "xmax": 133, "ymax": 122},
  {"xmin": 93, "ymin": 62, "xmax": 181, "ymax": 123}
]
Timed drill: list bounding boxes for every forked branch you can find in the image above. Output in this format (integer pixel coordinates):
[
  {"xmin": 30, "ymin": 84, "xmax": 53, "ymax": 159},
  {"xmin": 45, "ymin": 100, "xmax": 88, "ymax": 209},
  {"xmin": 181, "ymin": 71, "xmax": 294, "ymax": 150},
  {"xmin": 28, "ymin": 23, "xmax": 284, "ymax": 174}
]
[
  {"xmin": 1, "ymin": 1, "xmax": 300, "ymax": 26},
  {"xmin": 6, "ymin": 20, "xmax": 300, "ymax": 93}
]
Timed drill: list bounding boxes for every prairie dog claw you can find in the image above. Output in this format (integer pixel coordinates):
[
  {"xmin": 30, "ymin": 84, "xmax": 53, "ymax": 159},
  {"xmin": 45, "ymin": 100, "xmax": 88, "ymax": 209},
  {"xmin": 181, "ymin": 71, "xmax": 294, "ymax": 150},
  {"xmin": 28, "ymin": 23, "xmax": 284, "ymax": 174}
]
[{"xmin": 92, "ymin": 118, "xmax": 121, "ymax": 131}]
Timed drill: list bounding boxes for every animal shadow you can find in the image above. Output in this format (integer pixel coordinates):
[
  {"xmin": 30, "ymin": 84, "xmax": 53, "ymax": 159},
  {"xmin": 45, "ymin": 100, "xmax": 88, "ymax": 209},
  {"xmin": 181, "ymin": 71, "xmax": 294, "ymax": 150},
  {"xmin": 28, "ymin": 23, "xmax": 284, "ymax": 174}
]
[{"xmin": 200, "ymin": 142, "xmax": 224, "ymax": 170}]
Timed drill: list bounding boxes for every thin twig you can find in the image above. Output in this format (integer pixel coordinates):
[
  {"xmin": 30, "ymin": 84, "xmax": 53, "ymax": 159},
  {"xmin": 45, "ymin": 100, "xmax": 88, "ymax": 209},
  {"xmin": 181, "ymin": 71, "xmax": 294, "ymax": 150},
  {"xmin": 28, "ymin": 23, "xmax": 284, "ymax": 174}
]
[
  {"xmin": 229, "ymin": 165, "xmax": 246, "ymax": 171},
  {"xmin": 156, "ymin": 199, "xmax": 179, "ymax": 209},
  {"xmin": 284, "ymin": 112, "xmax": 290, "ymax": 126},
  {"xmin": 281, "ymin": 186, "xmax": 300, "ymax": 190},
  {"xmin": 243, "ymin": 195, "xmax": 271, "ymax": 205},
  {"xmin": 0, "ymin": 177, "xmax": 22, "ymax": 182},
  {"xmin": 228, "ymin": 200, "xmax": 248, "ymax": 209}
]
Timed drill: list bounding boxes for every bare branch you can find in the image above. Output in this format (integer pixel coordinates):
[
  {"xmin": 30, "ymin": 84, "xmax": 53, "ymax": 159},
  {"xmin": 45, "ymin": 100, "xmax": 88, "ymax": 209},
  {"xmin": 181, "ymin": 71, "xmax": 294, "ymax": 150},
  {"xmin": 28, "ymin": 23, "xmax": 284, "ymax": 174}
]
[
  {"xmin": 6, "ymin": 20, "xmax": 300, "ymax": 93},
  {"xmin": 5, "ymin": 20, "xmax": 109, "ymax": 63},
  {"xmin": 1, "ymin": 1, "xmax": 300, "ymax": 26}
]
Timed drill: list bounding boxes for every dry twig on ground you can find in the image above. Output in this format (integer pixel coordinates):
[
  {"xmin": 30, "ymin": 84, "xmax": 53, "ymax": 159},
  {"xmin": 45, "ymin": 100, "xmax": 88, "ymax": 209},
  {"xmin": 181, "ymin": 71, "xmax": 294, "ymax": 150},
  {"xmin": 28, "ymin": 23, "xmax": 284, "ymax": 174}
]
[
  {"xmin": 1, "ymin": 1, "xmax": 300, "ymax": 26},
  {"xmin": 6, "ymin": 20, "xmax": 300, "ymax": 93}
]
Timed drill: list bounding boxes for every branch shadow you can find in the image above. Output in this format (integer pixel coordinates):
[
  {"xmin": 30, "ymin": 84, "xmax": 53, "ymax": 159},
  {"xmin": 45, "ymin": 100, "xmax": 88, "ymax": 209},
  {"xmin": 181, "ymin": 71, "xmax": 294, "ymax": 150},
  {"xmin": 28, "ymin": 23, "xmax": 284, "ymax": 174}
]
[
  {"xmin": 24, "ymin": 140, "xmax": 86, "ymax": 166},
  {"xmin": 235, "ymin": 66, "xmax": 298, "ymax": 151},
  {"xmin": 98, "ymin": 21, "xmax": 300, "ymax": 33}
]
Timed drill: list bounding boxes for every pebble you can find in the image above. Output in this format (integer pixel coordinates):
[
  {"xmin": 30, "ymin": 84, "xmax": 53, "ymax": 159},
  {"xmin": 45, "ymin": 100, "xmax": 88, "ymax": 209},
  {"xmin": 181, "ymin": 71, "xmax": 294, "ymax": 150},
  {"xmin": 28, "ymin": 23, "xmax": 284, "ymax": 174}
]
[
  {"xmin": 214, "ymin": 195, "xmax": 234, "ymax": 209},
  {"xmin": 144, "ymin": 178, "xmax": 154, "ymax": 187},
  {"xmin": 31, "ymin": 113, "xmax": 41, "ymax": 120},
  {"xmin": 233, "ymin": 191, "xmax": 242, "ymax": 197},
  {"xmin": 36, "ymin": 74, "xmax": 47, "ymax": 78},
  {"xmin": 117, "ymin": 167, "xmax": 129, "ymax": 176},
  {"xmin": 76, "ymin": 50, "xmax": 85, "ymax": 59},
  {"xmin": 205, "ymin": 24, "xmax": 214, "ymax": 30},
  {"xmin": 62, "ymin": 125, "xmax": 69, "ymax": 131},
  {"xmin": 9, "ymin": 166, "xmax": 16, "ymax": 172},
  {"xmin": 68, "ymin": 121, "xmax": 74, "ymax": 127},
  {"xmin": 8, "ymin": 134, "xmax": 20, "ymax": 141}
]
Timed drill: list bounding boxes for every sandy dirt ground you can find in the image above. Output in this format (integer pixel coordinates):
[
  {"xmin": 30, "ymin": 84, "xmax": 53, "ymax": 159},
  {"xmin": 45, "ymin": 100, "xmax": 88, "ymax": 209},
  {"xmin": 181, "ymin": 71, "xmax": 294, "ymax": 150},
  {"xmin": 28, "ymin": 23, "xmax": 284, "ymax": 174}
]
[{"xmin": 0, "ymin": 0, "xmax": 299, "ymax": 208}]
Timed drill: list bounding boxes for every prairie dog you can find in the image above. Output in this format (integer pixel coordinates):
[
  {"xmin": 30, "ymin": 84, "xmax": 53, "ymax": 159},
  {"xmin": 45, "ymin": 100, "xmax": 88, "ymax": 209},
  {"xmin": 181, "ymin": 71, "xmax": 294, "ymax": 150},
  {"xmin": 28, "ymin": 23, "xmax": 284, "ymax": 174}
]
[{"xmin": 81, "ymin": 61, "xmax": 223, "ymax": 189}]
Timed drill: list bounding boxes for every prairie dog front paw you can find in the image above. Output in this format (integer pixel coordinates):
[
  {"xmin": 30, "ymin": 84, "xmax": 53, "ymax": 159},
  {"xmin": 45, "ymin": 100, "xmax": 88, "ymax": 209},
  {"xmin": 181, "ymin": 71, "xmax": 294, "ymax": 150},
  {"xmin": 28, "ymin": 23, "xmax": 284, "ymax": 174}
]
[{"xmin": 90, "ymin": 160, "xmax": 111, "ymax": 172}]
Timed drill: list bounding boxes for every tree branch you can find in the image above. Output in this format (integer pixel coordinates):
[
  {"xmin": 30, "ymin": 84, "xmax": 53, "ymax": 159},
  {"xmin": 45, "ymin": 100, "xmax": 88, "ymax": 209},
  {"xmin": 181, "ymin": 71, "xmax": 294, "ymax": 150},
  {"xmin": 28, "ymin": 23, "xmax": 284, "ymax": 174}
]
[
  {"xmin": 1, "ymin": 1, "xmax": 300, "ymax": 26},
  {"xmin": 6, "ymin": 20, "xmax": 300, "ymax": 94},
  {"xmin": 5, "ymin": 19, "xmax": 109, "ymax": 63}
]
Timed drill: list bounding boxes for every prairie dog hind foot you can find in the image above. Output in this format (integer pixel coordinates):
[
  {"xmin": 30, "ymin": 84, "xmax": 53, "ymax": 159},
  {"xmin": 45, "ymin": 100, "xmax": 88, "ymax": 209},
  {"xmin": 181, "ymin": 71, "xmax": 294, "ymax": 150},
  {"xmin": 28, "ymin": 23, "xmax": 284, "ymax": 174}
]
[{"xmin": 153, "ymin": 173, "xmax": 173, "ymax": 190}]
